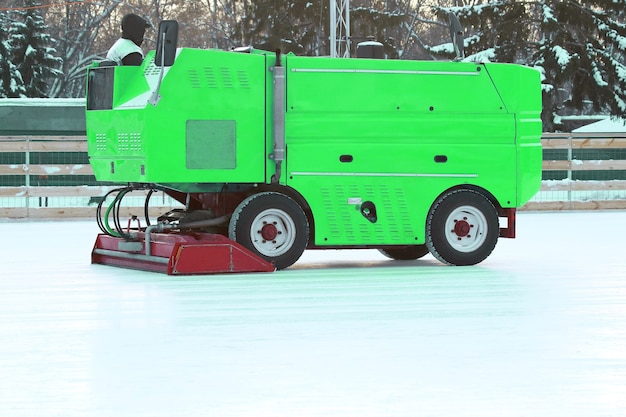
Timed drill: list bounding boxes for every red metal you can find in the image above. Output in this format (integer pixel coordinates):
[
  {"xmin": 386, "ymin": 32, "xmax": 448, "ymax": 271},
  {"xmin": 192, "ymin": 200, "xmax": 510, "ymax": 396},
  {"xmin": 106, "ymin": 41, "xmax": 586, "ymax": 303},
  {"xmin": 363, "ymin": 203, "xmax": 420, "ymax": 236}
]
[
  {"xmin": 261, "ymin": 223, "xmax": 278, "ymax": 240},
  {"xmin": 499, "ymin": 208, "xmax": 516, "ymax": 238},
  {"xmin": 92, "ymin": 232, "xmax": 275, "ymax": 275},
  {"xmin": 453, "ymin": 219, "xmax": 471, "ymax": 237}
]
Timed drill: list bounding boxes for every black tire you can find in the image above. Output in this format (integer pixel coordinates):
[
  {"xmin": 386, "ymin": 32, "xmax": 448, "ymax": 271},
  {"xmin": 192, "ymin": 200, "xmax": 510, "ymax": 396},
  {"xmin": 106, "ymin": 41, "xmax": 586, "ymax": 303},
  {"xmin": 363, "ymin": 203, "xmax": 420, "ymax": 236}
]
[
  {"xmin": 379, "ymin": 245, "xmax": 429, "ymax": 260},
  {"xmin": 228, "ymin": 192, "xmax": 309, "ymax": 270},
  {"xmin": 426, "ymin": 189, "xmax": 499, "ymax": 266}
]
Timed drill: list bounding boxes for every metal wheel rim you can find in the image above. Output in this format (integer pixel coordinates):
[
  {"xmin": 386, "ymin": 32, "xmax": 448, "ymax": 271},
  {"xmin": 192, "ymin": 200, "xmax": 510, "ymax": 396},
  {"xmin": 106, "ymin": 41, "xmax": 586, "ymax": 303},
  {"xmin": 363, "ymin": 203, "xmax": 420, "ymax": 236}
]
[
  {"xmin": 249, "ymin": 208, "xmax": 297, "ymax": 257},
  {"xmin": 444, "ymin": 205, "xmax": 489, "ymax": 253}
]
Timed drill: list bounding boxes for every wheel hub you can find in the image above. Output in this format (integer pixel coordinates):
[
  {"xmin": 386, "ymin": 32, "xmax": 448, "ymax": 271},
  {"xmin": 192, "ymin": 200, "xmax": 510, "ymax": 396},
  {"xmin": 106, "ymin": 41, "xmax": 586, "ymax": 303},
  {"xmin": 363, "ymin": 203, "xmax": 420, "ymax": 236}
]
[
  {"xmin": 248, "ymin": 208, "xmax": 296, "ymax": 257},
  {"xmin": 444, "ymin": 205, "xmax": 488, "ymax": 253},
  {"xmin": 453, "ymin": 218, "xmax": 472, "ymax": 238},
  {"xmin": 260, "ymin": 222, "xmax": 278, "ymax": 241}
]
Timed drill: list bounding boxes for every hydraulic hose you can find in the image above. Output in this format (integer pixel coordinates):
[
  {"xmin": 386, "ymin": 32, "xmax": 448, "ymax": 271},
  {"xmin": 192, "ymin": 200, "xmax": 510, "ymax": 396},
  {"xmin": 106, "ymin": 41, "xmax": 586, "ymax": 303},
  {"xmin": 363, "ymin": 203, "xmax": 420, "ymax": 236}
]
[
  {"xmin": 96, "ymin": 187, "xmax": 126, "ymax": 237},
  {"xmin": 113, "ymin": 188, "xmax": 132, "ymax": 239},
  {"xmin": 97, "ymin": 185, "xmax": 230, "ymax": 241},
  {"xmin": 144, "ymin": 188, "xmax": 155, "ymax": 227},
  {"xmin": 177, "ymin": 215, "xmax": 230, "ymax": 230}
]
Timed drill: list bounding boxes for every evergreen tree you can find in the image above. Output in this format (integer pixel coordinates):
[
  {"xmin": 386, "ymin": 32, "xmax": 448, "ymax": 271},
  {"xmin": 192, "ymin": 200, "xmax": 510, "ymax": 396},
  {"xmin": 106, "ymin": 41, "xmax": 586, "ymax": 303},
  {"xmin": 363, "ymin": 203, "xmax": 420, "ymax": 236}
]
[
  {"xmin": 239, "ymin": 0, "xmax": 408, "ymax": 57},
  {"xmin": 0, "ymin": 10, "xmax": 26, "ymax": 98},
  {"xmin": 240, "ymin": 0, "xmax": 328, "ymax": 55},
  {"xmin": 10, "ymin": 2, "xmax": 63, "ymax": 97},
  {"xmin": 536, "ymin": 0, "xmax": 626, "ymax": 130},
  {"xmin": 351, "ymin": 1, "xmax": 408, "ymax": 59},
  {"xmin": 429, "ymin": 1, "xmax": 626, "ymax": 131}
]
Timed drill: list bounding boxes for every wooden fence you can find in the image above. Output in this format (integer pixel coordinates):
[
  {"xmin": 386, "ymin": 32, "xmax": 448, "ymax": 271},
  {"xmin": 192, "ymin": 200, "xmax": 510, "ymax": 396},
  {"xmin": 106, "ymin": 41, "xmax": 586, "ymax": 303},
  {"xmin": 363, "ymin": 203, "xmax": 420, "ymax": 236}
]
[
  {"xmin": 1, "ymin": 133, "xmax": 625, "ymax": 218},
  {"xmin": 524, "ymin": 132, "xmax": 626, "ymax": 210},
  {"xmin": 0, "ymin": 135, "xmax": 179, "ymax": 218}
]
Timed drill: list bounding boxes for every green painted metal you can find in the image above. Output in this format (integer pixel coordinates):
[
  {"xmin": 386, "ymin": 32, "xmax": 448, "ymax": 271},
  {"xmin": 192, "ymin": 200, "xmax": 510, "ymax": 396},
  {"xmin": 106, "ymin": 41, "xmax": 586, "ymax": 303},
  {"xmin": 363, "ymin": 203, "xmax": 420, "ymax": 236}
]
[
  {"xmin": 88, "ymin": 49, "xmax": 270, "ymax": 185},
  {"xmin": 86, "ymin": 47, "xmax": 542, "ymax": 247}
]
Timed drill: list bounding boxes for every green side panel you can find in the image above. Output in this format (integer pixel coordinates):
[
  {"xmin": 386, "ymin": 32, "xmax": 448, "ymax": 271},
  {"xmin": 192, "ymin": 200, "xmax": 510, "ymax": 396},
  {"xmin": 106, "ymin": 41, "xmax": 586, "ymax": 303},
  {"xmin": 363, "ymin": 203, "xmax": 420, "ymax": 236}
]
[
  {"xmin": 87, "ymin": 49, "xmax": 268, "ymax": 184},
  {"xmin": 281, "ymin": 56, "xmax": 540, "ymax": 246},
  {"xmin": 186, "ymin": 120, "xmax": 236, "ymax": 169},
  {"xmin": 288, "ymin": 142, "xmax": 517, "ymax": 246},
  {"xmin": 486, "ymin": 64, "xmax": 542, "ymax": 206},
  {"xmin": 517, "ymin": 142, "xmax": 543, "ymax": 205},
  {"xmin": 484, "ymin": 63, "xmax": 541, "ymax": 116},
  {"xmin": 299, "ymin": 177, "xmax": 422, "ymax": 245},
  {"xmin": 484, "ymin": 64, "xmax": 543, "ymax": 205},
  {"xmin": 112, "ymin": 66, "xmax": 151, "ymax": 108},
  {"xmin": 285, "ymin": 57, "xmax": 505, "ymax": 114}
]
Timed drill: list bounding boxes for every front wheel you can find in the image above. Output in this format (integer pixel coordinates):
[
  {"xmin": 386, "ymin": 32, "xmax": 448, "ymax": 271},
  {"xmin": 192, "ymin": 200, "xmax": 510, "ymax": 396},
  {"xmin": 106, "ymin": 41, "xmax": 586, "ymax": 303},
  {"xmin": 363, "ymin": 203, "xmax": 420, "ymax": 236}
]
[
  {"xmin": 228, "ymin": 192, "xmax": 309, "ymax": 270},
  {"xmin": 426, "ymin": 189, "xmax": 499, "ymax": 266}
]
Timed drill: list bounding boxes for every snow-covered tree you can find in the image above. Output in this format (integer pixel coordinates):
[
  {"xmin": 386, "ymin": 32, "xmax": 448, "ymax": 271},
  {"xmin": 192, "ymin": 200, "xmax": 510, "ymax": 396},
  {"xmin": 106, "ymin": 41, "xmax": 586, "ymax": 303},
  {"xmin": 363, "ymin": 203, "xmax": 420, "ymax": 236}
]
[
  {"xmin": 44, "ymin": 0, "xmax": 120, "ymax": 97},
  {"xmin": 537, "ymin": 1, "xmax": 626, "ymax": 130},
  {"xmin": 351, "ymin": 1, "xmax": 408, "ymax": 58},
  {"xmin": 0, "ymin": 10, "xmax": 26, "ymax": 98},
  {"xmin": 239, "ymin": 0, "xmax": 328, "ymax": 55},
  {"xmin": 10, "ymin": 2, "xmax": 63, "ymax": 97},
  {"xmin": 429, "ymin": 1, "xmax": 626, "ymax": 131},
  {"xmin": 237, "ymin": 0, "xmax": 421, "ymax": 57}
]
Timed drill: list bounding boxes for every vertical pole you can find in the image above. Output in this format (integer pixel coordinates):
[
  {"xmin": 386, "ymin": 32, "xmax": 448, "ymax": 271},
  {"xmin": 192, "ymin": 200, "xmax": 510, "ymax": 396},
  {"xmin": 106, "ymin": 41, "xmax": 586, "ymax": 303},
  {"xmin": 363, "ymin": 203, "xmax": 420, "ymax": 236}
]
[
  {"xmin": 271, "ymin": 50, "xmax": 285, "ymax": 183},
  {"xmin": 25, "ymin": 138, "xmax": 30, "ymax": 215},
  {"xmin": 330, "ymin": 0, "xmax": 350, "ymax": 58},
  {"xmin": 330, "ymin": 0, "xmax": 337, "ymax": 57},
  {"xmin": 344, "ymin": 0, "xmax": 350, "ymax": 58},
  {"xmin": 567, "ymin": 135, "xmax": 573, "ymax": 208}
]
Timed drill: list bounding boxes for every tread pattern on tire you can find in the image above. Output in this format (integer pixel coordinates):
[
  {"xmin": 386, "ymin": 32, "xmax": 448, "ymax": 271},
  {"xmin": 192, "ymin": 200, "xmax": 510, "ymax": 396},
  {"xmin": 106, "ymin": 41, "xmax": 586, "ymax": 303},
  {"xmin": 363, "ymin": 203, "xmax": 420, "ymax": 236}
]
[
  {"xmin": 229, "ymin": 191, "xmax": 309, "ymax": 270},
  {"xmin": 426, "ymin": 189, "xmax": 499, "ymax": 266}
]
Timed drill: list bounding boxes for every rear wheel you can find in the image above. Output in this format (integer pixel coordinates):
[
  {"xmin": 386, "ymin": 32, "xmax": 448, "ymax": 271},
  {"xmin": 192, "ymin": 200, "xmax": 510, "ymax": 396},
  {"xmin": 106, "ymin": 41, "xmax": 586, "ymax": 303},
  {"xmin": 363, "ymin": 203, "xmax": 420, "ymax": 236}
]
[
  {"xmin": 426, "ymin": 189, "xmax": 499, "ymax": 266},
  {"xmin": 228, "ymin": 192, "xmax": 309, "ymax": 270},
  {"xmin": 379, "ymin": 245, "xmax": 429, "ymax": 260}
]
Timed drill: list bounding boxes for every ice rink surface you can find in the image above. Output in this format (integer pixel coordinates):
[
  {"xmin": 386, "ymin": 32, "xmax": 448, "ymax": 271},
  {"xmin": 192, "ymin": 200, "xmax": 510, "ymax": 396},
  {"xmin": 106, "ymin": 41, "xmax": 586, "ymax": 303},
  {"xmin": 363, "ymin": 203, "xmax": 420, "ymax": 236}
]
[{"xmin": 0, "ymin": 210, "xmax": 625, "ymax": 417}]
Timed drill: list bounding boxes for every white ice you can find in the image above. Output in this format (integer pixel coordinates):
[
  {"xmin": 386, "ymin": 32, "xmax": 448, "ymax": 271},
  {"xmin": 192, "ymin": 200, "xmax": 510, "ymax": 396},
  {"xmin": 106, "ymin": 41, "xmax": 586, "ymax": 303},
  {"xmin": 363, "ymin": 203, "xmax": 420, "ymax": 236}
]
[{"xmin": 0, "ymin": 211, "xmax": 625, "ymax": 417}]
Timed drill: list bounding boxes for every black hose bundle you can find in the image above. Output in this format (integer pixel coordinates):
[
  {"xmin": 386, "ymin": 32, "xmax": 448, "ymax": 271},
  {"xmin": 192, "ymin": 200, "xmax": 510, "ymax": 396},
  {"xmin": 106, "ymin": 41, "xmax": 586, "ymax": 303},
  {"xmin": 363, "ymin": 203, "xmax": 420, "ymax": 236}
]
[{"xmin": 96, "ymin": 185, "xmax": 160, "ymax": 239}]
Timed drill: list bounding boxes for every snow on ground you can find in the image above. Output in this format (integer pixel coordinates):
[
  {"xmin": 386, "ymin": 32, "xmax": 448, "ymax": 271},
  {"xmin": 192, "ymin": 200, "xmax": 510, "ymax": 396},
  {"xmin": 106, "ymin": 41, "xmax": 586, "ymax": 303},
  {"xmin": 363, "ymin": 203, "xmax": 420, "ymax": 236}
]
[{"xmin": 0, "ymin": 211, "xmax": 625, "ymax": 417}]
